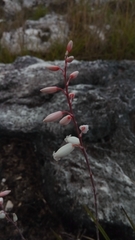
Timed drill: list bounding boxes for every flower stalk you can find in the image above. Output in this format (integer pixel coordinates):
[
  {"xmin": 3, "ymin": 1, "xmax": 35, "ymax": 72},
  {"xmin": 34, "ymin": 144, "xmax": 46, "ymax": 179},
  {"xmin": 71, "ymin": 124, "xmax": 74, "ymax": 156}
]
[
  {"xmin": 42, "ymin": 40, "xmax": 99, "ymax": 240},
  {"xmin": 0, "ymin": 190, "xmax": 26, "ymax": 240}
]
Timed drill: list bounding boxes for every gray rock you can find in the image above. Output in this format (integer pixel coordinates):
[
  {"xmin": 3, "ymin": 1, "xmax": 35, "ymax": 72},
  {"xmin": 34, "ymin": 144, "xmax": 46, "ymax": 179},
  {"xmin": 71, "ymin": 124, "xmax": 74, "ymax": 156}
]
[
  {"xmin": 1, "ymin": 56, "xmax": 135, "ymax": 239},
  {"xmin": 22, "ymin": 0, "xmax": 38, "ymax": 8},
  {"xmin": 1, "ymin": 13, "xmax": 68, "ymax": 54},
  {"xmin": 0, "ymin": 0, "xmax": 115, "ymax": 54},
  {"xmin": 3, "ymin": 0, "xmax": 21, "ymax": 16}
]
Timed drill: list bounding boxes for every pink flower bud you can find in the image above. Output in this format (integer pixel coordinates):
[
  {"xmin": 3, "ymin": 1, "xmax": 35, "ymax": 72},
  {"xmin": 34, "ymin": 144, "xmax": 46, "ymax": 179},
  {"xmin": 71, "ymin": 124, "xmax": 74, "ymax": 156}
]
[
  {"xmin": 65, "ymin": 135, "xmax": 80, "ymax": 145},
  {"xmin": 59, "ymin": 115, "xmax": 72, "ymax": 125},
  {"xmin": 40, "ymin": 86, "xmax": 59, "ymax": 94},
  {"xmin": 66, "ymin": 40, "xmax": 73, "ymax": 53},
  {"xmin": 66, "ymin": 56, "xmax": 74, "ymax": 63},
  {"xmin": 79, "ymin": 125, "xmax": 89, "ymax": 134},
  {"xmin": 43, "ymin": 111, "xmax": 63, "ymax": 122},
  {"xmin": 0, "ymin": 190, "xmax": 11, "ymax": 197},
  {"xmin": 69, "ymin": 92, "xmax": 75, "ymax": 100},
  {"xmin": 70, "ymin": 71, "xmax": 79, "ymax": 80},
  {"xmin": 46, "ymin": 65, "xmax": 60, "ymax": 71},
  {"xmin": 53, "ymin": 143, "xmax": 74, "ymax": 161}
]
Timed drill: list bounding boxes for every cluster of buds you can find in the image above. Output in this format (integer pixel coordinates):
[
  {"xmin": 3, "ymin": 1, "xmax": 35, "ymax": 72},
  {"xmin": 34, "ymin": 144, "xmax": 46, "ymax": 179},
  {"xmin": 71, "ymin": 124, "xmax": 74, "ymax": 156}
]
[
  {"xmin": 0, "ymin": 190, "xmax": 17, "ymax": 222},
  {"xmin": 41, "ymin": 40, "xmax": 89, "ymax": 160}
]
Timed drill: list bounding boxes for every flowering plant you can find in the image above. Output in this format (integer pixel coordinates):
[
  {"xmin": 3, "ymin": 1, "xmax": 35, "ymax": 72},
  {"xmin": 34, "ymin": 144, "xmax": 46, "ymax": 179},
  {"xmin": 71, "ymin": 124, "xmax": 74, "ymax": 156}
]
[
  {"xmin": 0, "ymin": 190, "xmax": 25, "ymax": 240},
  {"xmin": 41, "ymin": 40, "xmax": 99, "ymax": 240}
]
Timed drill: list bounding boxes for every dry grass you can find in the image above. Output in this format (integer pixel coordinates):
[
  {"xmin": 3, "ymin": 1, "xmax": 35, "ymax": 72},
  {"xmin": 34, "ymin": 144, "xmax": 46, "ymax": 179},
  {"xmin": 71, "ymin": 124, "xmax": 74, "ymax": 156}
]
[
  {"xmin": 66, "ymin": 0, "xmax": 135, "ymax": 60},
  {"xmin": 0, "ymin": 0, "xmax": 135, "ymax": 63}
]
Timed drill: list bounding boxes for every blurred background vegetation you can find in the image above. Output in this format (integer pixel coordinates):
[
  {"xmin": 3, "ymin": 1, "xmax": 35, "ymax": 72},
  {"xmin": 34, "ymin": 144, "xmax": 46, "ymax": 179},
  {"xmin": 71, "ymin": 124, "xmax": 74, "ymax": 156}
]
[{"xmin": 0, "ymin": 0, "xmax": 135, "ymax": 63}]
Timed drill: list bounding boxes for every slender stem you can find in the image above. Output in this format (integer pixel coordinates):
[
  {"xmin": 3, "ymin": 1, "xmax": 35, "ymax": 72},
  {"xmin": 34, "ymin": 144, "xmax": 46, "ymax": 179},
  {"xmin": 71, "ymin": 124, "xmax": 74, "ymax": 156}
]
[
  {"xmin": 81, "ymin": 148, "xmax": 99, "ymax": 240},
  {"xmin": 5, "ymin": 214, "xmax": 26, "ymax": 240},
  {"xmin": 63, "ymin": 57, "xmax": 99, "ymax": 240}
]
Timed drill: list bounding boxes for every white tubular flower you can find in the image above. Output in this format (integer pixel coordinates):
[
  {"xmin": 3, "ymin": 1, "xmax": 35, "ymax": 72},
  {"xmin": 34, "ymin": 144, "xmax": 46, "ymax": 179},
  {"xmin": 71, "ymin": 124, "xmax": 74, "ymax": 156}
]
[
  {"xmin": 65, "ymin": 135, "xmax": 80, "ymax": 145},
  {"xmin": 53, "ymin": 143, "xmax": 75, "ymax": 161},
  {"xmin": 79, "ymin": 125, "xmax": 89, "ymax": 134},
  {"xmin": 0, "ymin": 210, "xmax": 5, "ymax": 219}
]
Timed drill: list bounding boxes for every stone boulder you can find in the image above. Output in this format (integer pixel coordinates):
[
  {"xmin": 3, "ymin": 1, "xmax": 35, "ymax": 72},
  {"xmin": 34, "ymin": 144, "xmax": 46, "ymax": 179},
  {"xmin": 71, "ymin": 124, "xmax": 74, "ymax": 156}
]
[
  {"xmin": 1, "ymin": 56, "xmax": 135, "ymax": 239},
  {"xmin": 1, "ymin": 13, "xmax": 68, "ymax": 54},
  {"xmin": 1, "ymin": 0, "xmax": 69, "ymax": 54}
]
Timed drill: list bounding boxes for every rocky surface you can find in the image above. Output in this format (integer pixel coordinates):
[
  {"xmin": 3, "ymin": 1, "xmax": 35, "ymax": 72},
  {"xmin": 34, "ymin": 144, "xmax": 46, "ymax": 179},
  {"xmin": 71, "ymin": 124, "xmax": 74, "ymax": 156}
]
[
  {"xmin": 1, "ymin": 56, "xmax": 135, "ymax": 239},
  {"xmin": 1, "ymin": 13, "xmax": 68, "ymax": 54},
  {"xmin": 0, "ymin": 0, "xmax": 69, "ymax": 54},
  {"xmin": 0, "ymin": 0, "xmax": 111, "ymax": 55}
]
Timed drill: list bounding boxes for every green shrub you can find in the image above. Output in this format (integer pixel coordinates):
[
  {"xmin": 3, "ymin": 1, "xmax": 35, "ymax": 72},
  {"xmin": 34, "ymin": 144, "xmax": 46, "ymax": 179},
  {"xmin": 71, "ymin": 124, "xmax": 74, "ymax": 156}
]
[{"xmin": 29, "ymin": 5, "xmax": 48, "ymax": 20}]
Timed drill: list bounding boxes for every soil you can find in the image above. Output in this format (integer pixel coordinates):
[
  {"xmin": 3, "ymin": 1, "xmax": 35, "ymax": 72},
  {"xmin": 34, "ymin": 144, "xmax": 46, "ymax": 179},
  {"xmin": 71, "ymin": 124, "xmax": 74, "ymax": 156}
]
[{"xmin": 0, "ymin": 137, "xmax": 85, "ymax": 240}]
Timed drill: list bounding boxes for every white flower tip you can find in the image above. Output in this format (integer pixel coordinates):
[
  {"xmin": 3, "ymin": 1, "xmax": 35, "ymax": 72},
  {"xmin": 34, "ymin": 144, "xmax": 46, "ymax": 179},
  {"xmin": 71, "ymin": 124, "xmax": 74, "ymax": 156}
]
[
  {"xmin": 53, "ymin": 151, "xmax": 60, "ymax": 161},
  {"xmin": 65, "ymin": 135, "xmax": 80, "ymax": 145}
]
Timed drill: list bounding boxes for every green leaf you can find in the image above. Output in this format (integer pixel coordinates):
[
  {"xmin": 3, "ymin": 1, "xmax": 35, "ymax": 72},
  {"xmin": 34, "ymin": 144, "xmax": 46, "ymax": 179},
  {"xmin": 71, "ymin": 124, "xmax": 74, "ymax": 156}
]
[
  {"xmin": 121, "ymin": 207, "xmax": 135, "ymax": 232},
  {"xmin": 84, "ymin": 206, "xmax": 110, "ymax": 240},
  {"xmin": 51, "ymin": 229, "xmax": 62, "ymax": 240}
]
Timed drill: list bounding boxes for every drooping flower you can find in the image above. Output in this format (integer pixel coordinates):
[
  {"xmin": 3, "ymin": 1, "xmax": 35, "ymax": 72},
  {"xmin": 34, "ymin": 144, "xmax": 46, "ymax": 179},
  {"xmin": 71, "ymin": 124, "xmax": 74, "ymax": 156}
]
[
  {"xmin": 79, "ymin": 125, "xmax": 89, "ymax": 134},
  {"xmin": 53, "ymin": 143, "xmax": 75, "ymax": 161},
  {"xmin": 43, "ymin": 111, "xmax": 63, "ymax": 122},
  {"xmin": 65, "ymin": 135, "xmax": 80, "ymax": 145},
  {"xmin": 59, "ymin": 115, "xmax": 72, "ymax": 125},
  {"xmin": 40, "ymin": 86, "xmax": 59, "ymax": 94}
]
